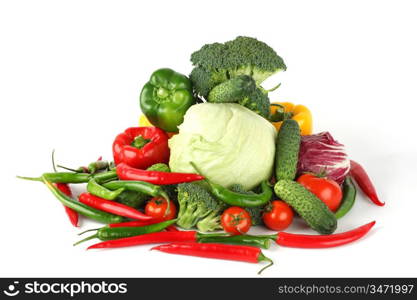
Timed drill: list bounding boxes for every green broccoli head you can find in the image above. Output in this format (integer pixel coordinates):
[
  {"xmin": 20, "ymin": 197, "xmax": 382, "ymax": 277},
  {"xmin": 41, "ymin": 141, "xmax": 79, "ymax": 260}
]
[
  {"xmin": 176, "ymin": 182, "xmax": 226, "ymax": 231},
  {"xmin": 190, "ymin": 36, "xmax": 286, "ymax": 98}
]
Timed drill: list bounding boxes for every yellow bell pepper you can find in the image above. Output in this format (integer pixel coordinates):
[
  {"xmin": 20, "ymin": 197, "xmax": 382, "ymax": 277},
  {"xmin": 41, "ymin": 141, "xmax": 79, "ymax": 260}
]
[
  {"xmin": 270, "ymin": 102, "xmax": 313, "ymax": 135},
  {"xmin": 139, "ymin": 115, "xmax": 177, "ymax": 138},
  {"xmin": 139, "ymin": 114, "xmax": 154, "ymax": 127}
]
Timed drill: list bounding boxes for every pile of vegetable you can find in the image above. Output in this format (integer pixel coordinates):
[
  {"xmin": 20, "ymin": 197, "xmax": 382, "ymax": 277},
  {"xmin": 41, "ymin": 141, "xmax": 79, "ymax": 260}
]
[{"xmin": 19, "ymin": 36, "xmax": 383, "ymax": 274}]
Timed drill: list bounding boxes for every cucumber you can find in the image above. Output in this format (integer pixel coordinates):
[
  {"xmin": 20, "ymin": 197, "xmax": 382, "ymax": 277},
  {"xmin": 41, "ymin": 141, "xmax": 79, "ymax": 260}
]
[
  {"xmin": 275, "ymin": 119, "xmax": 301, "ymax": 181},
  {"xmin": 207, "ymin": 75, "xmax": 255, "ymax": 103},
  {"xmin": 274, "ymin": 180, "xmax": 337, "ymax": 234}
]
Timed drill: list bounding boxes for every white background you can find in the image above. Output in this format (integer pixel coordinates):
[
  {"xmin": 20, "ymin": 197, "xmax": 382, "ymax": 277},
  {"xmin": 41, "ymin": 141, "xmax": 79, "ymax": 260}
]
[{"xmin": 1, "ymin": 0, "xmax": 416, "ymax": 277}]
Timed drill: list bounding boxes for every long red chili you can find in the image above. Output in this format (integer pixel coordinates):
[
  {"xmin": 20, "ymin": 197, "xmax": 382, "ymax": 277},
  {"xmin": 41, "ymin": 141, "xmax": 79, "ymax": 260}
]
[
  {"xmin": 275, "ymin": 221, "xmax": 376, "ymax": 248},
  {"xmin": 116, "ymin": 163, "xmax": 204, "ymax": 185},
  {"xmin": 349, "ymin": 160, "xmax": 384, "ymax": 206},
  {"xmin": 151, "ymin": 242, "xmax": 273, "ymax": 274},
  {"xmin": 88, "ymin": 231, "xmax": 197, "ymax": 249},
  {"xmin": 56, "ymin": 183, "xmax": 78, "ymax": 227},
  {"xmin": 78, "ymin": 193, "xmax": 152, "ymax": 221}
]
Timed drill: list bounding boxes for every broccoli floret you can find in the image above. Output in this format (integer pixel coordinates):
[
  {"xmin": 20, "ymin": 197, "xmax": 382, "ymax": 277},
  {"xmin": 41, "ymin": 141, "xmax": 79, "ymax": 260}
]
[
  {"xmin": 147, "ymin": 163, "xmax": 170, "ymax": 173},
  {"xmin": 239, "ymin": 87, "xmax": 271, "ymax": 118},
  {"xmin": 229, "ymin": 184, "xmax": 266, "ymax": 226},
  {"xmin": 176, "ymin": 182, "xmax": 226, "ymax": 231},
  {"xmin": 190, "ymin": 36, "xmax": 286, "ymax": 99},
  {"xmin": 196, "ymin": 211, "xmax": 222, "ymax": 232},
  {"xmin": 190, "ymin": 66, "xmax": 228, "ymax": 99},
  {"xmin": 224, "ymin": 36, "xmax": 287, "ymax": 85},
  {"xmin": 116, "ymin": 190, "xmax": 148, "ymax": 208},
  {"xmin": 146, "ymin": 163, "xmax": 178, "ymax": 203}
]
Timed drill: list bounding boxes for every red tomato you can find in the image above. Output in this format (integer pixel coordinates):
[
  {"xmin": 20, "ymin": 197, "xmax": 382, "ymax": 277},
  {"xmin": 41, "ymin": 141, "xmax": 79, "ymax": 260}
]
[
  {"xmin": 145, "ymin": 197, "xmax": 177, "ymax": 221},
  {"xmin": 262, "ymin": 200, "xmax": 294, "ymax": 231},
  {"xmin": 297, "ymin": 173, "xmax": 343, "ymax": 212},
  {"xmin": 221, "ymin": 207, "xmax": 252, "ymax": 235}
]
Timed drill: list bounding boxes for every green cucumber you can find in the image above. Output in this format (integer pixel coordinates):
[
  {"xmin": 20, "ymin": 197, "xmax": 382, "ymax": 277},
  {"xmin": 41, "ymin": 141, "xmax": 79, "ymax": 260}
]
[
  {"xmin": 275, "ymin": 119, "xmax": 301, "ymax": 181},
  {"xmin": 207, "ymin": 75, "xmax": 255, "ymax": 103},
  {"xmin": 274, "ymin": 180, "xmax": 337, "ymax": 234}
]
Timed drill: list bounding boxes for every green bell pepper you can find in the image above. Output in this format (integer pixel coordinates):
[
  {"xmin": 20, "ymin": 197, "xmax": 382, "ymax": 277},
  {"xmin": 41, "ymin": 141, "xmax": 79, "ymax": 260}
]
[{"xmin": 140, "ymin": 68, "xmax": 195, "ymax": 132}]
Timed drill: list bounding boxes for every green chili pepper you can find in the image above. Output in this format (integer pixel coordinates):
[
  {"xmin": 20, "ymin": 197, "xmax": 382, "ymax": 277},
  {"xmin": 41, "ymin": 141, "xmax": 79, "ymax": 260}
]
[
  {"xmin": 190, "ymin": 162, "xmax": 273, "ymax": 208},
  {"xmin": 74, "ymin": 219, "xmax": 177, "ymax": 245},
  {"xmin": 334, "ymin": 176, "xmax": 357, "ymax": 219},
  {"xmin": 42, "ymin": 178, "xmax": 124, "ymax": 224},
  {"xmin": 197, "ymin": 234, "xmax": 271, "ymax": 249},
  {"xmin": 140, "ymin": 68, "xmax": 195, "ymax": 132},
  {"xmin": 18, "ymin": 170, "xmax": 117, "ymax": 184},
  {"xmin": 103, "ymin": 180, "xmax": 169, "ymax": 201},
  {"xmin": 87, "ymin": 178, "xmax": 125, "ymax": 200},
  {"xmin": 88, "ymin": 160, "xmax": 110, "ymax": 174}
]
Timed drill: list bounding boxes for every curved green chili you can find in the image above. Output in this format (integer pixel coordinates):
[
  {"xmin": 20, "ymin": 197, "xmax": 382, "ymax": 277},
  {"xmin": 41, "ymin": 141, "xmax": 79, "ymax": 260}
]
[
  {"xmin": 190, "ymin": 162, "xmax": 272, "ymax": 208},
  {"xmin": 103, "ymin": 180, "xmax": 169, "ymax": 201},
  {"xmin": 74, "ymin": 219, "xmax": 177, "ymax": 245},
  {"xmin": 42, "ymin": 178, "xmax": 124, "ymax": 224},
  {"xmin": 18, "ymin": 170, "xmax": 117, "ymax": 184},
  {"xmin": 334, "ymin": 176, "xmax": 357, "ymax": 219},
  {"xmin": 87, "ymin": 178, "xmax": 125, "ymax": 200}
]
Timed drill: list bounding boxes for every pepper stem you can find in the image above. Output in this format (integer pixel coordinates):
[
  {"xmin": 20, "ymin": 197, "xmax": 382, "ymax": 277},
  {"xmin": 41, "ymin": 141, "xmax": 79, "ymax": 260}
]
[
  {"xmin": 57, "ymin": 165, "xmax": 84, "ymax": 173},
  {"xmin": 265, "ymin": 82, "xmax": 281, "ymax": 92},
  {"xmin": 73, "ymin": 233, "xmax": 98, "ymax": 246},
  {"xmin": 16, "ymin": 175, "xmax": 42, "ymax": 182},
  {"xmin": 257, "ymin": 253, "xmax": 274, "ymax": 275},
  {"xmin": 51, "ymin": 149, "xmax": 57, "ymax": 172},
  {"xmin": 78, "ymin": 228, "xmax": 100, "ymax": 236},
  {"xmin": 131, "ymin": 135, "xmax": 150, "ymax": 149}
]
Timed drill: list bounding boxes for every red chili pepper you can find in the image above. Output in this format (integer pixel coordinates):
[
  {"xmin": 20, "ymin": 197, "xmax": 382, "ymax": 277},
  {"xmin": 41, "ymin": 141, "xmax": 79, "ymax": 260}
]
[
  {"xmin": 151, "ymin": 242, "xmax": 273, "ymax": 274},
  {"xmin": 88, "ymin": 231, "xmax": 197, "ymax": 250},
  {"xmin": 113, "ymin": 127, "xmax": 169, "ymax": 169},
  {"xmin": 166, "ymin": 225, "xmax": 179, "ymax": 232},
  {"xmin": 349, "ymin": 160, "xmax": 384, "ymax": 206},
  {"xmin": 78, "ymin": 193, "xmax": 152, "ymax": 221},
  {"xmin": 116, "ymin": 163, "xmax": 204, "ymax": 185},
  {"xmin": 55, "ymin": 183, "xmax": 79, "ymax": 227},
  {"xmin": 108, "ymin": 219, "xmax": 161, "ymax": 228},
  {"xmin": 275, "ymin": 221, "xmax": 376, "ymax": 248}
]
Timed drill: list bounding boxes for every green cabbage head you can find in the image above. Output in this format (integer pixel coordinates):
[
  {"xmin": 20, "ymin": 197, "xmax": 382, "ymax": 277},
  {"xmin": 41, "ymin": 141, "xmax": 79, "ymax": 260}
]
[{"xmin": 168, "ymin": 103, "xmax": 276, "ymax": 190}]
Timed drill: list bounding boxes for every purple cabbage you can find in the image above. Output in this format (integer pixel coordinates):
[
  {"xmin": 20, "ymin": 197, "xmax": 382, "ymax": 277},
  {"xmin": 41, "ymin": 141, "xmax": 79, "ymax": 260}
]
[{"xmin": 297, "ymin": 132, "xmax": 350, "ymax": 184}]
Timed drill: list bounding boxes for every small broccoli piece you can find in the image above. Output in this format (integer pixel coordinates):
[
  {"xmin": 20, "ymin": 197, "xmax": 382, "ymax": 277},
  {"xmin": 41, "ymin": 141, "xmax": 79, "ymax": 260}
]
[
  {"xmin": 190, "ymin": 36, "xmax": 286, "ymax": 98},
  {"xmin": 239, "ymin": 87, "xmax": 271, "ymax": 118},
  {"xmin": 190, "ymin": 66, "xmax": 228, "ymax": 99},
  {"xmin": 177, "ymin": 182, "xmax": 226, "ymax": 231},
  {"xmin": 207, "ymin": 75, "xmax": 256, "ymax": 103},
  {"xmin": 245, "ymin": 206, "xmax": 264, "ymax": 226},
  {"xmin": 146, "ymin": 163, "xmax": 177, "ymax": 203},
  {"xmin": 147, "ymin": 163, "xmax": 170, "ymax": 173},
  {"xmin": 229, "ymin": 184, "xmax": 266, "ymax": 226},
  {"xmin": 196, "ymin": 211, "xmax": 222, "ymax": 232},
  {"xmin": 116, "ymin": 190, "xmax": 148, "ymax": 208}
]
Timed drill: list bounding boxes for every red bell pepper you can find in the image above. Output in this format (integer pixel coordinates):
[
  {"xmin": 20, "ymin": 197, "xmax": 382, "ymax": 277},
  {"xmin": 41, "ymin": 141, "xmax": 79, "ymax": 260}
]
[{"xmin": 113, "ymin": 127, "xmax": 170, "ymax": 169}]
